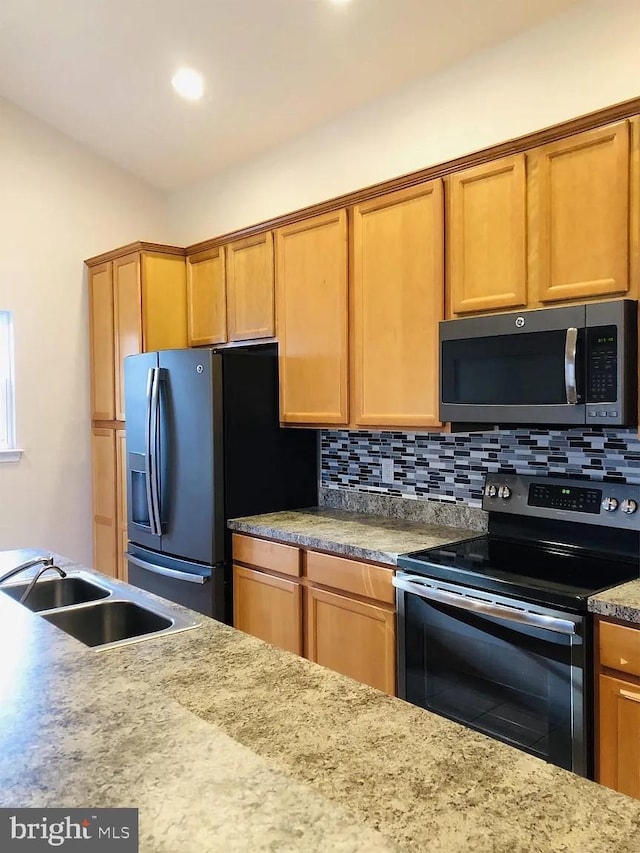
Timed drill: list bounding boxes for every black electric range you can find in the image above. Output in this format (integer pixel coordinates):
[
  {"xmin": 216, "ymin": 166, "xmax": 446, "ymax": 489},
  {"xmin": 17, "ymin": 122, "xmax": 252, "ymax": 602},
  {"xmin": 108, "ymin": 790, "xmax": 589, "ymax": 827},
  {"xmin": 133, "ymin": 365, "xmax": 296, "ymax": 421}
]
[
  {"xmin": 398, "ymin": 473, "xmax": 640, "ymax": 612},
  {"xmin": 394, "ymin": 473, "xmax": 640, "ymax": 778}
]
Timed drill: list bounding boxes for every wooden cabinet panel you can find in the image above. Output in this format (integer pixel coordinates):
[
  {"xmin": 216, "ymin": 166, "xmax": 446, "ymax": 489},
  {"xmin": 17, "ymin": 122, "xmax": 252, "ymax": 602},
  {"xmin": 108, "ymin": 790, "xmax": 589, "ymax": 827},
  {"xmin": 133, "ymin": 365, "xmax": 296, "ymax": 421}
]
[
  {"xmin": 599, "ymin": 620, "xmax": 640, "ymax": 678},
  {"xmin": 113, "ymin": 253, "xmax": 142, "ymax": 421},
  {"xmin": 233, "ymin": 564, "xmax": 302, "ymax": 654},
  {"xmin": 448, "ymin": 155, "xmax": 527, "ymax": 315},
  {"xmin": 227, "ymin": 232, "xmax": 275, "ymax": 341},
  {"xmin": 305, "ymin": 550, "xmax": 394, "ymax": 604},
  {"xmin": 232, "ymin": 533, "xmax": 301, "ymax": 577},
  {"xmin": 116, "ymin": 428, "xmax": 128, "ymax": 582},
  {"xmin": 530, "ymin": 121, "xmax": 631, "ymax": 304},
  {"xmin": 141, "ymin": 253, "xmax": 188, "ymax": 352},
  {"xmin": 276, "ymin": 210, "xmax": 349, "ymax": 424},
  {"xmin": 187, "ymin": 247, "xmax": 227, "ymax": 346},
  {"xmin": 352, "ymin": 181, "xmax": 443, "ymax": 428},
  {"xmin": 599, "ymin": 674, "xmax": 640, "ymax": 799},
  {"xmin": 88, "ymin": 262, "xmax": 115, "ymax": 421},
  {"xmin": 306, "ymin": 586, "xmax": 395, "ymax": 694},
  {"xmin": 91, "ymin": 428, "xmax": 117, "ymax": 578}
]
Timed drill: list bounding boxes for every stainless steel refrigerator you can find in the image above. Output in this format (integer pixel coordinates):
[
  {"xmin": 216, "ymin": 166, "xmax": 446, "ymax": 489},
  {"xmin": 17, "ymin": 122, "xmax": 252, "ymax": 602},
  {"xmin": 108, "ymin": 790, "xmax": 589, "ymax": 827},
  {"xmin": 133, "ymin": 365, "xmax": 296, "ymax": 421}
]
[{"xmin": 123, "ymin": 343, "xmax": 317, "ymax": 621}]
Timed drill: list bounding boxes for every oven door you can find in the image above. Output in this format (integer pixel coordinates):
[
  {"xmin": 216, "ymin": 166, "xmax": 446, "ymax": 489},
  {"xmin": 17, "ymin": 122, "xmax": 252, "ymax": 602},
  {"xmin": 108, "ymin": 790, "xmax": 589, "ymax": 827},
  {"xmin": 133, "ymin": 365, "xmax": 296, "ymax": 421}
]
[
  {"xmin": 394, "ymin": 572, "xmax": 588, "ymax": 776},
  {"xmin": 439, "ymin": 303, "xmax": 586, "ymax": 424}
]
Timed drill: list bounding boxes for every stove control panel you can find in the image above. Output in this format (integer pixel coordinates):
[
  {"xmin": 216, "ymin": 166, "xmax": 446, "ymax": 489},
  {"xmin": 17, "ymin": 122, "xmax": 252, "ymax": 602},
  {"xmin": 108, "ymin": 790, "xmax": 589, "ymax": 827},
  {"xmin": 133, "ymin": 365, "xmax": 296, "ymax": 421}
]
[
  {"xmin": 482, "ymin": 474, "xmax": 640, "ymax": 530},
  {"xmin": 529, "ymin": 483, "xmax": 601, "ymax": 514}
]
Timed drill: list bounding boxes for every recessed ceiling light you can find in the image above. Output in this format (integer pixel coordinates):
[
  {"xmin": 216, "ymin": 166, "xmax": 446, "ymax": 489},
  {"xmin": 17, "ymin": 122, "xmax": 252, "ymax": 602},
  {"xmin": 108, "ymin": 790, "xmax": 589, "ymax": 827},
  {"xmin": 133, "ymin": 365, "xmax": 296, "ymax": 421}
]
[
  {"xmin": 329, "ymin": 0, "xmax": 351, "ymax": 4},
  {"xmin": 172, "ymin": 68, "xmax": 204, "ymax": 101}
]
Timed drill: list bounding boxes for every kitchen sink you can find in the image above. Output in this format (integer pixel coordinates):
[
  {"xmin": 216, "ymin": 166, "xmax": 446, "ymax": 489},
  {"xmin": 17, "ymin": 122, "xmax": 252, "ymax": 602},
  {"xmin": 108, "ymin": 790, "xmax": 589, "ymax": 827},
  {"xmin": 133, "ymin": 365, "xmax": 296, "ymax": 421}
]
[
  {"xmin": 0, "ymin": 568, "xmax": 201, "ymax": 649},
  {"xmin": 43, "ymin": 600, "xmax": 173, "ymax": 648},
  {"xmin": 1, "ymin": 576, "xmax": 110, "ymax": 612}
]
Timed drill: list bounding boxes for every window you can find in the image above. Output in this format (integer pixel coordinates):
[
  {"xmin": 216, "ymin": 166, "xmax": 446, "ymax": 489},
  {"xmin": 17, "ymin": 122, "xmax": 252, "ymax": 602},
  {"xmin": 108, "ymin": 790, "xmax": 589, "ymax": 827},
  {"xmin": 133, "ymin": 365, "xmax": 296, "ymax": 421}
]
[{"xmin": 0, "ymin": 312, "xmax": 18, "ymax": 459}]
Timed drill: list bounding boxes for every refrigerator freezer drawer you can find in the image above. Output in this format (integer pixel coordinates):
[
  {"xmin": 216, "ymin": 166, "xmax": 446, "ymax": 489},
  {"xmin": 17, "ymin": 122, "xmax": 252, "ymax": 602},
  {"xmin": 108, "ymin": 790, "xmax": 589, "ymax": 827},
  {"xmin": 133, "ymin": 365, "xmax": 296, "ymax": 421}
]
[{"xmin": 126, "ymin": 545, "xmax": 224, "ymax": 620}]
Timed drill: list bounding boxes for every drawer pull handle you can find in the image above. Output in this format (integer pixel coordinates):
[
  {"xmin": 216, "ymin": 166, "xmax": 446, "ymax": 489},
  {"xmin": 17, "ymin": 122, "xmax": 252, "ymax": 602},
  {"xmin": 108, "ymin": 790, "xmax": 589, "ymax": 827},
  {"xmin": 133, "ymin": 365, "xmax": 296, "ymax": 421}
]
[{"xmin": 620, "ymin": 689, "xmax": 640, "ymax": 704}]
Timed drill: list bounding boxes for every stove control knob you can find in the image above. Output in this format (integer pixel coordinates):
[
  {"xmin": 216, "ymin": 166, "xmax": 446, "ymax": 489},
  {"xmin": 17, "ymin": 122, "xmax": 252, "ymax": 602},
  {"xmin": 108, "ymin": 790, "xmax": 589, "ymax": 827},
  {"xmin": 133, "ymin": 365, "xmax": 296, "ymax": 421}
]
[
  {"xmin": 498, "ymin": 486, "xmax": 512, "ymax": 500},
  {"xmin": 485, "ymin": 484, "xmax": 498, "ymax": 498},
  {"xmin": 621, "ymin": 499, "xmax": 638, "ymax": 515},
  {"xmin": 602, "ymin": 497, "xmax": 619, "ymax": 512}
]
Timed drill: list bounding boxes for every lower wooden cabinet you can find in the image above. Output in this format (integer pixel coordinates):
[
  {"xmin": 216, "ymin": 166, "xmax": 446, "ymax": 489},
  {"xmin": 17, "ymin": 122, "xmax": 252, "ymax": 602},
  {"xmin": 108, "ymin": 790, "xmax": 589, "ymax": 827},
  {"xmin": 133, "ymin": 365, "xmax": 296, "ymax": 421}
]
[
  {"xmin": 306, "ymin": 586, "xmax": 395, "ymax": 694},
  {"xmin": 91, "ymin": 428, "xmax": 117, "ymax": 577},
  {"xmin": 233, "ymin": 564, "xmax": 302, "ymax": 655},
  {"xmin": 232, "ymin": 533, "xmax": 396, "ymax": 694},
  {"xmin": 599, "ymin": 673, "xmax": 640, "ymax": 799},
  {"xmin": 597, "ymin": 618, "xmax": 640, "ymax": 799},
  {"xmin": 91, "ymin": 426, "xmax": 128, "ymax": 580}
]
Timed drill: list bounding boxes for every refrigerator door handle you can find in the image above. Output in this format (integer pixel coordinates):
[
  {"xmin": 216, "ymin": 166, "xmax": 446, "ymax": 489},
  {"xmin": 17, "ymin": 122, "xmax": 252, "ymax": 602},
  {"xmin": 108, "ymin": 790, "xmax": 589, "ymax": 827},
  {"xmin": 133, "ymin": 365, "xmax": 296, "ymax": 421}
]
[
  {"xmin": 126, "ymin": 553, "xmax": 210, "ymax": 584},
  {"xmin": 149, "ymin": 367, "xmax": 162, "ymax": 536},
  {"xmin": 144, "ymin": 367, "xmax": 158, "ymax": 536}
]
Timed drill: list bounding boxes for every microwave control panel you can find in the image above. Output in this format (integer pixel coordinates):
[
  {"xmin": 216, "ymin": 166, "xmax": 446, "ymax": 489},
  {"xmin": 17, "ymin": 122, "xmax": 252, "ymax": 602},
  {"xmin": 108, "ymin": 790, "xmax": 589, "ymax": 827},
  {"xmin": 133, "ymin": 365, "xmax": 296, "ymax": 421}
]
[{"xmin": 586, "ymin": 325, "xmax": 617, "ymax": 404}]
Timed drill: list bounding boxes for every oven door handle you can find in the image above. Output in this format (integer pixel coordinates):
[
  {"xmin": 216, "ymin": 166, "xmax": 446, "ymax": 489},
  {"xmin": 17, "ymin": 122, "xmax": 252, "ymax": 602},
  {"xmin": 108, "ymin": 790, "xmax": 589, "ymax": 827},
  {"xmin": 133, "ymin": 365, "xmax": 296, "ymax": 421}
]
[
  {"xmin": 392, "ymin": 575, "xmax": 576, "ymax": 635},
  {"xmin": 564, "ymin": 326, "xmax": 579, "ymax": 405}
]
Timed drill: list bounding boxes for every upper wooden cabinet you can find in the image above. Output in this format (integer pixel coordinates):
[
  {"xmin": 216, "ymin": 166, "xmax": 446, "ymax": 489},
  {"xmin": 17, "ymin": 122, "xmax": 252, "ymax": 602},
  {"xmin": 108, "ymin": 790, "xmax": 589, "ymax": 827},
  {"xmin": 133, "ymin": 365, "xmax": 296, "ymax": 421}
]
[
  {"xmin": 187, "ymin": 235, "xmax": 276, "ymax": 347},
  {"xmin": 87, "ymin": 244, "xmax": 187, "ymax": 422},
  {"xmin": 227, "ymin": 232, "xmax": 275, "ymax": 341},
  {"xmin": 448, "ymin": 155, "xmax": 527, "ymax": 315},
  {"xmin": 276, "ymin": 210, "xmax": 349, "ymax": 425},
  {"xmin": 529, "ymin": 120, "xmax": 631, "ymax": 305},
  {"xmin": 187, "ymin": 246, "xmax": 227, "ymax": 346},
  {"xmin": 352, "ymin": 181, "xmax": 444, "ymax": 429},
  {"xmin": 88, "ymin": 262, "xmax": 116, "ymax": 421},
  {"xmin": 113, "ymin": 253, "xmax": 143, "ymax": 422}
]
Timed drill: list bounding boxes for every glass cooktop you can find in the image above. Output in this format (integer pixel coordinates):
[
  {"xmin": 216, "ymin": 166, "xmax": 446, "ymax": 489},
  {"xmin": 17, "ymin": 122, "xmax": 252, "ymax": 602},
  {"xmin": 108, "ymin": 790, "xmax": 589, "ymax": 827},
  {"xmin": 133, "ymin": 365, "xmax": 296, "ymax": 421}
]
[{"xmin": 397, "ymin": 535, "xmax": 640, "ymax": 612}]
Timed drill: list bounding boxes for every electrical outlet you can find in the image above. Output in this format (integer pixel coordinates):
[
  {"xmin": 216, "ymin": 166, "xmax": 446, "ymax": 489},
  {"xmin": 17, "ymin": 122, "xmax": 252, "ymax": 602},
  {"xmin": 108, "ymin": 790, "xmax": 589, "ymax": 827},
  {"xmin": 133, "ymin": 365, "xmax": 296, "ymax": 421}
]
[{"xmin": 381, "ymin": 457, "xmax": 394, "ymax": 484}]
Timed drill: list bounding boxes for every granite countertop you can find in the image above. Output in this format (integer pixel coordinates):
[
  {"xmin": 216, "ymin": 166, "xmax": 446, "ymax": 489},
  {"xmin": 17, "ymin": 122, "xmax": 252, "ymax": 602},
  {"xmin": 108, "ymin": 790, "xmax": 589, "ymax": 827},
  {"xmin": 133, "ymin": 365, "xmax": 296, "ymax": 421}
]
[
  {"xmin": 227, "ymin": 507, "xmax": 483, "ymax": 565},
  {"xmin": 589, "ymin": 580, "xmax": 640, "ymax": 625},
  {"xmin": 2, "ymin": 548, "xmax": 640, "ymax": 852}
]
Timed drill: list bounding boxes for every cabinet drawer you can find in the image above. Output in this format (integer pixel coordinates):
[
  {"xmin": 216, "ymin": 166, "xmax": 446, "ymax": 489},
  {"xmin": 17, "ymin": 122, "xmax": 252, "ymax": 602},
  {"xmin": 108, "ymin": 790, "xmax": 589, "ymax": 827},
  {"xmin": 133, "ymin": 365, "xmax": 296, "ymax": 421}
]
[
  {"xmin": 232, "ymin": 533, "xmax": 301, "ymax": 577},
  {"xmin": 600, "ymin": 620, "xmax": 640, "ymax": 677},
  {"xmin": 305, "ymin": 550, "xmax": 394, "ymax": 604}
]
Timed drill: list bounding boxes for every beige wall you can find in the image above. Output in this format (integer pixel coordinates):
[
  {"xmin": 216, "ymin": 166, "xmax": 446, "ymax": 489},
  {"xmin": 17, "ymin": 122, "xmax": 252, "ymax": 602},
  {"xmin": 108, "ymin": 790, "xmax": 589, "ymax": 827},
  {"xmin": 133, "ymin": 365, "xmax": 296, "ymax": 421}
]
[
  {"xmin": 167, "ymin": 0, "xmax": 640, "ymax": 245},
  {"xmin": 0, "ymin": 98, "xmax": 168, "ymax": 564}
]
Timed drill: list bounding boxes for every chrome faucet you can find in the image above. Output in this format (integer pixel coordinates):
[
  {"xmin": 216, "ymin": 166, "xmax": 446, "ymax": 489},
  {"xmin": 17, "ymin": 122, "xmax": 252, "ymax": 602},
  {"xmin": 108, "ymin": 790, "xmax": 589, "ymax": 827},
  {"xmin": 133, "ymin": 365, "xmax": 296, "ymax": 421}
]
[{"xmin": 0, "ymin": 556, "xmax": 67, "ymax": 604}]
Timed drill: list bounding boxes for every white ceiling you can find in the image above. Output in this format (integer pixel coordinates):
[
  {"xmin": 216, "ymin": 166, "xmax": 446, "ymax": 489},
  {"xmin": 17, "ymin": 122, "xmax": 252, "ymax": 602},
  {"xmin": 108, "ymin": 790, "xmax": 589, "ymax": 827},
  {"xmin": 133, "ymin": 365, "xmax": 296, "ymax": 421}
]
[{"xmin": 0, "ymin": 0, "xmax": 582, "ymax": 190}]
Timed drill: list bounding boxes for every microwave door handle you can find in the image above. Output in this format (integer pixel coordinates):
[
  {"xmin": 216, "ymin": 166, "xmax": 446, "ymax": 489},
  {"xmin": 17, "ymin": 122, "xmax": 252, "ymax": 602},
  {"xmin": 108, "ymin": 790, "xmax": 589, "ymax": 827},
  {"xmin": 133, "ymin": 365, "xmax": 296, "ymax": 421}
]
[
  {"xmin": 564, "ymin": 327, "xmax": 579, "ymax": 405},
  {"xmin": 392, "ymin": 575, "xmax": 576, "ymax": 636}
]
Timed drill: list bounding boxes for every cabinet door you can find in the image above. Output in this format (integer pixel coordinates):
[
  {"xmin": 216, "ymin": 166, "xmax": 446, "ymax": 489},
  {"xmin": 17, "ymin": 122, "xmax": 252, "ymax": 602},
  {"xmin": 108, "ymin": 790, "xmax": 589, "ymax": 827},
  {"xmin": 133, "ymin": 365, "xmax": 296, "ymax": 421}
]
[
  {"xmin": 141, "ymin": 253, "xmax": 188, "ymax": 352},
  {"xmin": 227, "ymin": 232, "xmax": 275, "ymax": 341},
  {"xmin": 276, "ymin": 210, "xmax": 349, "ymax": 425},
  {"xmin": 306, "ymin": 586, "xmax": 395, "ymax": 695},
  {"xmin": 352, "ymin": 181, "xmax": 444, "ymax": 429},
  {"xmin": 91, "ymin": 428, "xmax": 117, "ymax": 578},
  {"xmin": 529, "ymin": 121, "xmax": 630, "ymax": 304},
  {"xmin": 187, "ymin": 247, "xmax": 227, "ymax": 346},
  {"xmin": 599, "ymin": 674, "xmax": 640, "ymax": 799},
  {"xmin": 448, "ymin": 155, "xmax": 527, "ymax": 315},
  {"xmin": 88, "ymin": 262, "xmax": 115, "ymax": 421},
  {"xmin": 233, "ymin": 564, "xmax": 302, "ymax": 654},
  {"xmin": 113, "ymin": 253, "xmax": 142, "ymax": 421},
  {"xmin": 116, "ymin": 428, "xmax": 128, "ymax": 582}
]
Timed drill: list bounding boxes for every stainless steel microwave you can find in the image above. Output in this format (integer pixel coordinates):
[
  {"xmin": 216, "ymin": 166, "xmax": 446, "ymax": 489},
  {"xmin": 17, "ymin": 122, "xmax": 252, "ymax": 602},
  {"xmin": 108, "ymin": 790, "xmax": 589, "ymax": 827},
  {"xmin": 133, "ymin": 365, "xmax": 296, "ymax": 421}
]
[{"xmin": 439, "ymin": 299, "xmax": 637, "ymax": 426}]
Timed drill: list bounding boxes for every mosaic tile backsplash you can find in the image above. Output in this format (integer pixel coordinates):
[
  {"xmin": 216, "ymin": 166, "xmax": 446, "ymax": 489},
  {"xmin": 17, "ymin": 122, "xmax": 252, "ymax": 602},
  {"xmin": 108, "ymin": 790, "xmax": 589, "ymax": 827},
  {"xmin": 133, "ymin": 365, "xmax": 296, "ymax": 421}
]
[{"xmin": 321, "ymin": 428, "xmax": 640, "ymax": 508}]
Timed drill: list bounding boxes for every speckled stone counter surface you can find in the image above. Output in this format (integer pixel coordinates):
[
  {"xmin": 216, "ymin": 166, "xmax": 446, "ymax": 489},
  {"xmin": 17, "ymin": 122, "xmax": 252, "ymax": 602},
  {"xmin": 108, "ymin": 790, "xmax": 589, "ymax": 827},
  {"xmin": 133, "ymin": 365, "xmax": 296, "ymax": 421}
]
[
  {"xmin": 589, "ymin": 579, "xmax": 640, "ymax": 625},
  {"xmin": 2, "ymin": 548, "xmax": 640, "ymax": 852},
  {"xmin": 227, "ymin": 507, "xmax": 483, "ymax": 565}
]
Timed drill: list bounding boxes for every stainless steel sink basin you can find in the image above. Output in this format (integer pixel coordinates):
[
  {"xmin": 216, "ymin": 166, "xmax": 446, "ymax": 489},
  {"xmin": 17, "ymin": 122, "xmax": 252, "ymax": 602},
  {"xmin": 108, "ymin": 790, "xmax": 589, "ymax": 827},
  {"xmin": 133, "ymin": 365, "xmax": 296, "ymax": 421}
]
[
  {"xmin": 43, "ymin": 600, "xmax": 173, "ymax": 648},
  {"xmin": 1, "ymin": 576, "xmax": 110, "ymax": 612},
  {"xmin": 0, "ymin": 569, "xmax": 201, "ymax": 649}
]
